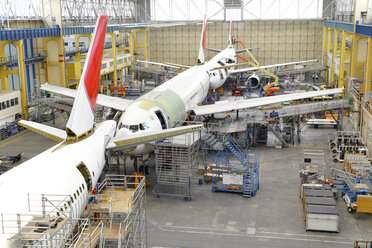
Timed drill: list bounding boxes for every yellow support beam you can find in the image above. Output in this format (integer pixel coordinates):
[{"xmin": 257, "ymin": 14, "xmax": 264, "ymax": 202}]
[
  {"xmin": 0, "ymin": 41, "xmax": 9, "ymax": 90},
  {"xmin": 339, "ymin": 31, "xmax": 347, "ymax": 88},
  {"xmin": 326, "ymin": 27, "xmax": 333, "ymax": 84},
  {"xmin": 143, "ymin": 29, "xmax": 148, "ymax": 61},
  {"xmin": 350, "ymin": 34, "xmax": 361, "ymax": 78},
  {"xmin": 331, "ymin": 29, "xmax": 339, "ymax": 86},
  {"xmin": 322, "ymin": 26, "xmax": 327, "ymax": 66},
  {"xmin": 365, "ymin": 37, "xmax": 372, "ymax": 92},
  {"xmin": 108, "ymin": 32, "xmax": 118, "ymax": 86},
  {"xmin": 14, "ymin": 40, "xmax": 28, "ymax": 119}
]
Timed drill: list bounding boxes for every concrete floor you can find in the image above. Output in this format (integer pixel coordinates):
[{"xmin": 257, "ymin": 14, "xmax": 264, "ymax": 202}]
[{"xmin": 1, "ymin": 117, "xmax": 372, "ymax": 248}]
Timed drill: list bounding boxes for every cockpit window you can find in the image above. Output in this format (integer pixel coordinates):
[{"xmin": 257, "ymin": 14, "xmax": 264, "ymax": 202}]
[
  {"xmin": 118, "ymin": 122, "xmax": 122, "ymax": 129},
  {"xmin": 139, "ymin": 123, "xmax": 145, "ymax": 130},
  {"xmin": 129, "ymin": 125, "xmax": 139, "ymax": 132}
]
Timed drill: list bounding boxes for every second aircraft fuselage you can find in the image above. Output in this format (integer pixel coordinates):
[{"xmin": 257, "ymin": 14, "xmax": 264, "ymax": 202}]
[{"xmin": 116, "ymin": 47, "xmax": 236, "ymax": 154}]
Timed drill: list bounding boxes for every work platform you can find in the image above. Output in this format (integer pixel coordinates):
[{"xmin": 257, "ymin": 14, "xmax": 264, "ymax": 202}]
[{"xmin": 0, "ymin": 175, "xmax": 146, "ymax": 248}]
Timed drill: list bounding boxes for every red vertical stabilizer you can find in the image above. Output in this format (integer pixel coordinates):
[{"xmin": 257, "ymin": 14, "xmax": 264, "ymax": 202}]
[{"xmin": 66, "ymin": 15, "xmax": 108, "ymax": 137}]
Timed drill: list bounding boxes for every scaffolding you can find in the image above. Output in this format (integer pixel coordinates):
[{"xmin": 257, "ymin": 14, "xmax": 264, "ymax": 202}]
[
  {"xmin": 1, "ymin": 194, "xmax": 76, "ymax": 247},
  {"xmin": 155, "ymin": 131, "xmax": 200, "ymax": 200},
  {"xmin": 0, "ymin": 175, "xmax": 147, "ymax": 248}
]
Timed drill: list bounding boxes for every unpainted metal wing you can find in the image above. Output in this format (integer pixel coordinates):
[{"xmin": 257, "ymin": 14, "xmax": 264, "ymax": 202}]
[
  {"xmin": 191, "ymin": 88, "xmax": 343, "ymax": 116},
  {"xmin": 106, "ymin": 124, "xmax": 203, "ymax": 150}
]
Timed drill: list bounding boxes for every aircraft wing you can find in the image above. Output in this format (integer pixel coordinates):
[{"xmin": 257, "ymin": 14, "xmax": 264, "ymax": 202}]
[
  {"xmin": 230, "ymin": 59, "xmax": 318, "ymax": 74},
  {"xmin": 19, "ymin": 120, "xmax": 66, "ymax": 142},
  {"xmin": 191, "ymin": 88, "xmax": 343, "ymax": 116},
  {"xmin": 106, "ymin": 124, "xmax": 203, "ymax": 150},
  {"xmin": 40, "ymin": 83, "xmax": 131, "ymax": 111},
  {"xmin": 136, "ymin": 60, "xmax": 190, "ymax": 69}
]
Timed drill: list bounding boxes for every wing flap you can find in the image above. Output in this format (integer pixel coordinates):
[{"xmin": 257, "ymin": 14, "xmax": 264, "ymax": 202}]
[
  {"xmin": 19, "ymin": 120, "xmax": 66, "ymax": 142},
  {"xmin": 191, "ymin": 88, "xmax": 343, "ymax": 116},
  {"xmin": 106, "ymin": 124, "xmax": 203, "ymax": 150},
  {"xmin": 41, "ymin": 83, "xmax": 131, "ymax": 111}
]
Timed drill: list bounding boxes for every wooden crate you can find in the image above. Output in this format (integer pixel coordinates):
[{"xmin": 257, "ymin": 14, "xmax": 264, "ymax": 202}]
[{"xmin": 356, "ymin": 195, "xmax": 372, "ymax": 218}]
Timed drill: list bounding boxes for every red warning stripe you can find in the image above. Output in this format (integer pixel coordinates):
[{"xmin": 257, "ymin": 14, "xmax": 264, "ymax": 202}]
[
  {"xmin": 83, "ymin": 15, "xmax": 108, "ymax": 112},
  {"xmin": 202, "ymin": 15, "xmax": 207, "ymax": 52}
]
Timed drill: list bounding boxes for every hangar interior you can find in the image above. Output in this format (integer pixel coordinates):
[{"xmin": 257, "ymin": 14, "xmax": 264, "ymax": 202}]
[{"xmin": 1, "ymin": 0, "xmax": 372, "ymax": 247}]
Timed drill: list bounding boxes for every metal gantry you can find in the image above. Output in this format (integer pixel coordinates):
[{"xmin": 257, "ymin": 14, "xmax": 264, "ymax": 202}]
[
  {"xmin": 61, "ymin": 0, "xmax": 150, "ymax": 26},
  {"xmin": 151, "ymin": 0, "xmax": 325, "ymax": 21}
]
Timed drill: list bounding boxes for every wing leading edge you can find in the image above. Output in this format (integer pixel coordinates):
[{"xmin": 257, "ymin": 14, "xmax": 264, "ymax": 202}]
[
  {"xmin": 107, "ymin": 124, "xmax": 203, "ymax": 150},
  {"xmin": 191, "ymin": 88, "xmax": 344, "ymax": 116}
]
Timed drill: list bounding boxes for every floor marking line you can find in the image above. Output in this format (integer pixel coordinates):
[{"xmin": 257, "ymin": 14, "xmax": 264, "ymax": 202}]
[
  {"xmin": 0, "ymin": 131, "xmax": 31, "ymax": 148},
  {"xmin": 0, "ymin": 130, "xmax": 30, "ymax": 145},
  {"xmin": 148, "ymin": 220, "xmax": 355, "ymax": 245}
]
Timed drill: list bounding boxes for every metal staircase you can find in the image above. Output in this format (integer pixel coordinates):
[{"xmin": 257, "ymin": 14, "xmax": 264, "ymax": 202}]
[
  {"xmin": 201, "ymin": 132, "xmax": 224, "ymax": 150},
  {"xmin": 210, "ymin": 136, "xmax": 259, "ymax": 198},
  {"xmin": 226, "ymin": 136, "xmax": 247, "ymax": 166}
]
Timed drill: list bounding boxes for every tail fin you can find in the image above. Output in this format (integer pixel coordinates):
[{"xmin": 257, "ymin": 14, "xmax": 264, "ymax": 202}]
[
  {"xmin": 228, "ymin": 21, "xmax": 232, "ymax": 47},
  {"xmin": 66, "ymin": 15, "xmax": 108, "ymax": 137},
  {"xmin": 197, "ymin": 15, "xmax": 207, "ymax": 64}
]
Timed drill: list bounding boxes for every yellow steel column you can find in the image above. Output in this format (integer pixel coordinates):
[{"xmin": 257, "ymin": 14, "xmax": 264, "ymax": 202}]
[
  {"xmin": 322, "ymin": 26, "xmax": 327, "ymax": 65},
  {"xmin": 143, "ymin": 29, "xmax": 148, "ymax": 60},
  {"xmin": 110, "ymin": 32, "xmax": 118, "ymax": 86},
  {"xmin": 350, "ymin": 34, "xmax": 360, "ymax": 78},
  {"xmin": 365, "ymin": 37, "xmax": 372, "ymax": 92},
  {"xmin": 57, "ymin": 36, "xmax": 66, "ymax": 87},
  {"xmin": 331, "ymin": 29, "xmax": 339, "ymax": 85},
  {"xmin": 14, "ymin": 40, "xmax": 28, "ymax": 119},
  {"xmin": 339, "ymin": 31, "xmax": 347, "ymax": 88},
  {"xmin": 0, "ymin": 42, "xmax": 8, "ymax": 90},
  {"xmin": 129, "ymin": 31, "xmax": 134, "ymax": 58},
  {"xmin": 326, "ymin": 27, "xmax": 333, "ymax": 84}
]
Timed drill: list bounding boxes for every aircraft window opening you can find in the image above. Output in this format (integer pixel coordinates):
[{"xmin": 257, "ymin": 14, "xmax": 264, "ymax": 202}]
[
  {"xmin": 68, "ymin": 201, "xmax": 71, "ymax": 206},
  {"xmin": 129, "ymin": 125, "xmax": 139, "ymax": 132},
  {"xmin": 79, "ymin": 186, "xmax": 82, "ymax": 193},
  {"xmin": 82, "ymin": 184, "xmax": 85, "ymax": 190},
  {"xmin": 139, "ymin": 123, "xmax": 145, "ymax": 130},
  {"xmin": 71, "ymin": 196, "xmax": 74, "ymax": 203},
  {"xmin": 118, "ymin": 123, "xmax": 122, "ymax": 129},
  {"xmin": 143, "ymin": 122, "xmax": 149, "ymax": 129},
  {"xmin": 77, "ymin": 190, "xmax": 80, "ymax": 196},
  {"xmin": 92, "ymin": 171, "xmax": 95, "ymax": 177},
  {"xmin": 76, "ymin": 162, "xmax": 92, "ymax": 192},
  {"xmin": 74, "ymin": 193, "xmax": 77, "ymax": 199}
]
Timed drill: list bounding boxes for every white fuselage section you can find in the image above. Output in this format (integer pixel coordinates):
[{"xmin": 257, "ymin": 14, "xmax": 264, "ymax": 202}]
[
  {"xmin": 116, "ymin": 47, "xmax": 236, "ymax": 154},
  {"xmin": 0, "ymin": 120, "xmax": 116, "ymax": 247}
]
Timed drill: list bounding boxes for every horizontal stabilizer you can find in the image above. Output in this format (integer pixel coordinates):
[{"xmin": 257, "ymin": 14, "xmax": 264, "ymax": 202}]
[
  {"xmin": 106, "ymin": 124, "xmax": 203, "ymax": 150},
  {"xmin": 191, "ymin": 88, "xmax": 343, "ymax": 116},
  {"xmin": 137, "ymin": 60, "xmax": 189, "ymax": 70},
  {"xmin": 40, "ymin": 83, "xmax": 131, "ymax": 111},
  {"xmin": 19, "ymin": 120, "xmax": 66, "ymax": 142},
  {"xmin": 236, "ymin": 47, "xmax": 259, "ymax": 53},
  {"xmin": 206, "ymin": 48, "xmax": 222, "ymax": 53}
]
